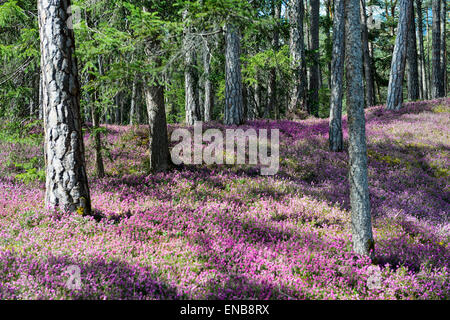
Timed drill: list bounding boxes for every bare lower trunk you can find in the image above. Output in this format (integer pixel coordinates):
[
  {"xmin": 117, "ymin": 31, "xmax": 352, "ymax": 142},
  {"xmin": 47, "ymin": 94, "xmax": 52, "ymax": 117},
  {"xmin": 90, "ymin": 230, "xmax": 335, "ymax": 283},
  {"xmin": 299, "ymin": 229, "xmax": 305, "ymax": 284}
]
[
  {"xmin": 416, "ymin": 0, "xmax": 428, "ymax": 99},
  {"xmin": 329, "ymin": 0, "xmax": 345, "ymax": 152},
  {"xmin": 386, "ymin": 0, "xmax": 411, "ymax": 110},
  {"xmin": 144, "ymin": 83, "xmax": 169, "ymax": 172},
  {"xmin": 203, "ymin": 41, "xmax": 213, "ymax": 122},
  {"xmin": 184, "ymin": 10, "xmax": 200, "ymax": 125},
  {"xmin": 431, "ymin": 0, "xmax": 442, "ymax": 98},
  {"xmin": 224, "ymin": 24, "xmax": 244, "ymax": 125},
  {"xmin": 129, "ymin": 77, "xmax": 137, "ymax": 126},
  {"xmin": 440, "ymin": 0, "xmax": 446, "ymax": 96},
  {"xmin": 345, "ymin": 0, "xmax": 374, "ymax": 257},
  {"xmin": 38, "ymin": 0, "xmax": 91, "ymax": 214},
  {"xmin": 407, "ymin": 0, "xmax": 420, "ymax": 101},
  {"xmin": 288, "ymin": 0, "xmax": 307, "ymax": 117},
  {"xmin": 309, "ymin": 0, "xmax": 320, "ymax": 116}
]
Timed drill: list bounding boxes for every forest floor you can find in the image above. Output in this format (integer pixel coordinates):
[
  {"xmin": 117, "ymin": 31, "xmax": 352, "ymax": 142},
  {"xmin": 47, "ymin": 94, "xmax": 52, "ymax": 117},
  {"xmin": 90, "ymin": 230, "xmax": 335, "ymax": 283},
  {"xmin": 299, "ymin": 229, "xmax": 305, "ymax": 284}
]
[{"xmin": 0, "ymin": 98, "xmax": 449, "ymax": 299}]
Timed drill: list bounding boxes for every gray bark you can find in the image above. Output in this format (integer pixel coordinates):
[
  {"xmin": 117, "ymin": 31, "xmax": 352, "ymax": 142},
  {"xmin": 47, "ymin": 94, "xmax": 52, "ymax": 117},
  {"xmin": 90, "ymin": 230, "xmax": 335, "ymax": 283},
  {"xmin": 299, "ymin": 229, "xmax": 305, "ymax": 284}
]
[
  {"xmin": 38, "ymin": 0, "xmax": 91, "ymax": 214},
  {"xmin": 288, "ymin": 0, "xmax": 307, "ymax": 117},
  {"xmin": 309, "ymin": 0, "xmax": 320, "ymax": 116},
  {"xmin": 360, "ymin": 0, "xmax": 376, "ymax": 107},
  {"xmin": 407, "ymin": 0, "xmax": 420, "ymax": 101},
  {"xmin": 416, "ymin": 0, "xmax": 428, "ymax": 99},
  {"xmin": 440, "ymin": 0, "xmax": 446, "ymax": 96},
  {"xmin": 386, "ymin": 0, "xmax": 411, "ymax": 110},
  {"xmin": 224, "ymin": 24, "xmax": 244, "ymax": 125},
  {"xmin": 431, "ymin": 0, "xmax": 442, "ymax": 98},
  {"xmin": 345, "ymin": 0, "xmax": 374, "ymax": 257},
  {"xmin": 184, "ymin": 10, "xmax": 201, "ymax": 125},
  {"xmin": 329, "ymin": 0, "xmax": 345, "ymax": 152},
  {"xmin": 144, "ymin": 82, "xmax": 169, "ymax": 172},
  {"xmin": 129, "ymin": 77, "xmax": 137, "ymax": 126},
  {"xmin": 203, "ymin": 40, "xmax": 213, "ymax": 122},
  {"xmin": 267, "ymin": 0, "xmax": 281, "ymax": 119}
]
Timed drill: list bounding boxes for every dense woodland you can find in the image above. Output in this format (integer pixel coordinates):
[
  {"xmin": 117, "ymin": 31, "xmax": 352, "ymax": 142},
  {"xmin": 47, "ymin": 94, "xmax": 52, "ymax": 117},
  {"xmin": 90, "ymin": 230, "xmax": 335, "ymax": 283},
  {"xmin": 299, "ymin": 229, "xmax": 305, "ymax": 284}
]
[{"xmin": 0, "ymin": 0, "xmax": 448, "ymax": 300}]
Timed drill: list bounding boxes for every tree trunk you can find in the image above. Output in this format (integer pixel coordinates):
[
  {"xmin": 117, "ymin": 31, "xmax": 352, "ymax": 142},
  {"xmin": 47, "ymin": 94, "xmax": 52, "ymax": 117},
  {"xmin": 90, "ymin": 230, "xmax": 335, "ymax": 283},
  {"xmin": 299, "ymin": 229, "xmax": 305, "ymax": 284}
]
[
  {"xmin": 309, "ymin": 0, "xmax": 320, "ymax": 116},
  {"xmin": 407, "ymin": 0, "xmax": 420, "ymax": 101},
  {"xmin": 360, "ymin": 0, "xmax": 376, "ymax": 107},
  {"xmin": 329, "ymin": 0, "xmax": 345, "ymax": 152},
  {"xmin": 129, "ymin": 77, "xmax": 137, "ymax": 125},
  {"xmin": 440, "ymin": 0, "xmax": 446, "ymax": 96},
  {"xmin": 203, "ymin": 40, "xmax": 213, "ymax": 122},
  {"xmin": 267, "ymin": 0, "xmax": 281, "ymax": 119},
  {"xmin": 431, "ymin": 0, "xmax": 442, "ymax": 98},
  {"xmin": 184, "ymin": 10, "xmax": 200, "ymax": 125},
  {"xmin": 91, "ymin": 98, "xmax": 105, "ymax": 178},
  {"xmin": 416, "ymin": 0, "xmax": 428, "ymax": 99},
  {"xmin": 288, "ymin": 0, "xmax": 307, "ymax": 117},
  {"xmin": 144, "ymin": 83, "xmax": 169, "ymax": 172},
  {"xmin": 38, "ymin": 0, "xmax": 91, "ymax": 215},
  {"xmin": 386, "ymin": 0, "xmax": 411, "ymax": 110},
  {"xmin": 345, "ymin": 0, "xmax": 374, "ymax": 257},
  {"xmin": 224, "ymin": 24, "xmax": 244, "ymax": 125}
]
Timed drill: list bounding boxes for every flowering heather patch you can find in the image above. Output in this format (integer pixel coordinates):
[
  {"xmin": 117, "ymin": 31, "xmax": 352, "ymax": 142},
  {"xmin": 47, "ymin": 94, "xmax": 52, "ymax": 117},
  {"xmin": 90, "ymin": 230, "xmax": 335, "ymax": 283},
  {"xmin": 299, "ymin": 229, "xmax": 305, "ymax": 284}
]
[{"xmin": 0, "ymin": 98, "xmax": 448, "ymax": 299}]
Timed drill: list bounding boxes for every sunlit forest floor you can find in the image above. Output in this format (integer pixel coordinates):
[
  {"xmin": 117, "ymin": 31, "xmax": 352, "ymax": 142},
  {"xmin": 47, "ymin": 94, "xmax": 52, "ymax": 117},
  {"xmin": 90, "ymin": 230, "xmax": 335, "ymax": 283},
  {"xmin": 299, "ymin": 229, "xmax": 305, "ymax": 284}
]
[{"xmin": 0, "ymin": 98, "xmax": 448, "ymax": 299}]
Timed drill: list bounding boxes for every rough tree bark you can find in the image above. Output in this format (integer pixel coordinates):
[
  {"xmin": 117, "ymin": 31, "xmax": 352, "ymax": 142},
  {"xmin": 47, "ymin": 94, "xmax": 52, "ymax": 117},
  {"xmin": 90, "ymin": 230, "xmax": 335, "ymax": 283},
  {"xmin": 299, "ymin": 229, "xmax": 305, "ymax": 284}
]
[
  {"xmin": 439, "ymin": 0, "xmax": 446, "ymax": 96},
  {"xmin": 309, "ymin": 0, "xmax": 320, "ymax": 116},
  {"xmin": 183, "ymin": 9, "xmax": 201, "ymax": 125},
  {"xmin": 386, "ymin": 0, "xmax": 411, "ymax": 110},
  {"xmin": 345, "ymin": 0, "xmax": 374, "ymax": 257},
  {"xmin": 288, "ymin": 0, "xmax": 307, "ymax": 117},
  {"xmin": 360, "ymin": 0, "xmax": 376, "ymax": 107},
  {"xmin": 431, "ymin": 0, "xmax": 442, "ymax": 98},
  {"xmin": 203, "ymin": 40, "xmax": 213, "ymax": 122},
  {"xmin": 129, "ymin": 77, "xmax": 138, "ymax": 125},
  {"xmin": 224, "ymin": 24, "xmax": 244, "ymax": 125},
  {"xmin": 267, "ymin": 0, "xmax": 281, "ymax": 119},
  {"xmin": 416, "ymin": 0, "xmax": 428, "ymax": 99},
  {"xmin": 144, "ymin": 81, "xmax": 170, "ymax": 173},
  {"xmin": 406, "ymin": 0, "xmax": 420, "ymax": 101},
  {"xmin": 329, "ymin": 0, "xmax": 346, "ymax": 152},
  {"xmin": 38, "ymin": 0, "xmax": 91, "ymax": 214}
]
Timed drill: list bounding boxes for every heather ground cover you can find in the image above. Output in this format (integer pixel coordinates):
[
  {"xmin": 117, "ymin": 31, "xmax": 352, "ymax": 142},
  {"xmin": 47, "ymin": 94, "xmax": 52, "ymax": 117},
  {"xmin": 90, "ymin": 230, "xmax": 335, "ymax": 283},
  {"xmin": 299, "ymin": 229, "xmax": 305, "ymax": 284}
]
[{"xmin": 0, "ymin": 98, "xmax": 448, "ymax": 300}]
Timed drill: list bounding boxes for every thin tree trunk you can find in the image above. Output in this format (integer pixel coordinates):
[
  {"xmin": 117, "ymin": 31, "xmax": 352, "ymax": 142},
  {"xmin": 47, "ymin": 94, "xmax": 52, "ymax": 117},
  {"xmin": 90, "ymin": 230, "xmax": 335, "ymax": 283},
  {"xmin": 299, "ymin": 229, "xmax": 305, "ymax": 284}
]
[
  {"xmin": 407, "ymin": 0, "xmax": 420, "ymax": 101},
  {"xmin": 288, "ymin": 0, "xmax": 307, "ymax": 117},
  {"xmin": 329, "ymin": 0, "xmax": 345, "ymax": 152},
  {"xmin": 203, "ymin": 40, "xmax": 213, "ymax": 122},
  {"xmin": 129, "ymin": 77, "xmax": 137, "ymax": 125},
  {"xmin": 431, "ymin": 0, "xmax": 442, "ymax": 98},
  {"xmin": 267, "ymin": 0, "xmax": 281, "ymax": 119},
  {"xmin": 38, "ymin": 0, "xmax": 91, "ymax": 214},
  {"xmin": 184, "ymin": 10, "xmax": 200, "ymax": 125},
  {"xmin": 309, "ymin": 0, "xmax": 320, "ymax": 116},
  {"xmin": 360, "ymin": 0, "xmax": 376, "ymax": 107},
  {"xmin": 224, "ymin": 24, "xmax": 244, "ymax": 125},
  {"xmin": 345, "ymin": 0, "xmax": 374, "ymax": 257},
  {"xmin": 440, "ymin": 0, "xmax": 446, "ymax": 96},
  {"xmin": 386, "ymin": 0, "xmax": 411, "ymax": 110},
  {"xmin": 416, "ymin": 0, "xmax": 428, "ymax": 99}
]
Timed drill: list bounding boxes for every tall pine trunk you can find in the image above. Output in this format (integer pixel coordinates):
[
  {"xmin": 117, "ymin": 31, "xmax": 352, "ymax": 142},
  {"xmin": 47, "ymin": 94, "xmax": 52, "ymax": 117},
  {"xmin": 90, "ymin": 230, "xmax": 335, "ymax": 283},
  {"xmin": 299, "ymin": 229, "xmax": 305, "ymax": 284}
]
[
  {"xmin": 203, "ymin": 40, "xmax": 213, "ymax": 122},
  {"xmin": 288, "ymin": 0, "xmax": 307, "ymax": 117},
  {"xmin": 38, "ymin": 0, "xmax": 91, "ymax": 214},
  {"xmin": 309, "ymin": 0, "xmax": 320, "ymax": 116},
  {"xmin": 416, "ymin": 0, "xmax": 428, "ymax": 99},
  {"xmin": 267, "ymin": 0, "xmax": 281, "ymax": 119},
  {"xmin": 360, "ymin": 0, "xmax": 376, "ymax": 107},
  {"xmin": 184, "ymin": 10, "xmax": 200, "ymax": 125},
  {"xmin": 224, "ymin": 24, "xmax": 244, "ymax": 125},
  {"xmin": 345, "ymin": 0, "xmax": 374, "ymax": 257},
  {"xmin": 407, "ymin": 0, "xmax": 420, "ymax": 101},
  {"xmin": 329, "ymin": 0, "xmax": 345, "ymax": 152},
  {"xmin": 440, "ymin": 0, "xmax": 446, "ymax": 96},
  {"xmin": 431, "ymin": 0, "xmax": 442, "ymax": 98},
  {"xmin": 386, "ymin": 0, "xmax": 411, "ymax": 110}
]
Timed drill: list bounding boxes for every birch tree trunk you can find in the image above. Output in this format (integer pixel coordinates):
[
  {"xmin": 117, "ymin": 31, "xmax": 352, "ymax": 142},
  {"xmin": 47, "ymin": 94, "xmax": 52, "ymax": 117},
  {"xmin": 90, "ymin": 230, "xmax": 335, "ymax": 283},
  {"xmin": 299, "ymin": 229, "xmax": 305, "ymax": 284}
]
[
  {"xmin": 224, "ymin": 24, "xmax": 244, "ymax": 125},
  {"xmin": 38, "ymin": 0, "xmax": 91, "ymax": 214},
  {"xmin": 288, "ymin": 0, "xmax": 307, "ymax": 117},
  {"xmin": 386, "ymin": 0, "xmax": 411, "ymax": 110},
  {"xmin": 407, "ymin": 0, "xmax": 420, "ymax": 101},
  {"xmin": 345, "ymin": 0, "xmax": 374, "ymax": 257},
  {"xmin": 329, "ymin": 0, "xmax": 345, "ymax": 152}
]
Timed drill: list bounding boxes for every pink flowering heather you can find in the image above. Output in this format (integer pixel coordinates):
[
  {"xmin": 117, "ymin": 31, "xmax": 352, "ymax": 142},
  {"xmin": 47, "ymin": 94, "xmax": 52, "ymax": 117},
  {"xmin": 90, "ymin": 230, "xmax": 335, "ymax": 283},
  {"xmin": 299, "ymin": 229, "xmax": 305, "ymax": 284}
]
[{"xmin": 0, "ymin": 98, "xmax": 448, "ymax": 300}]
